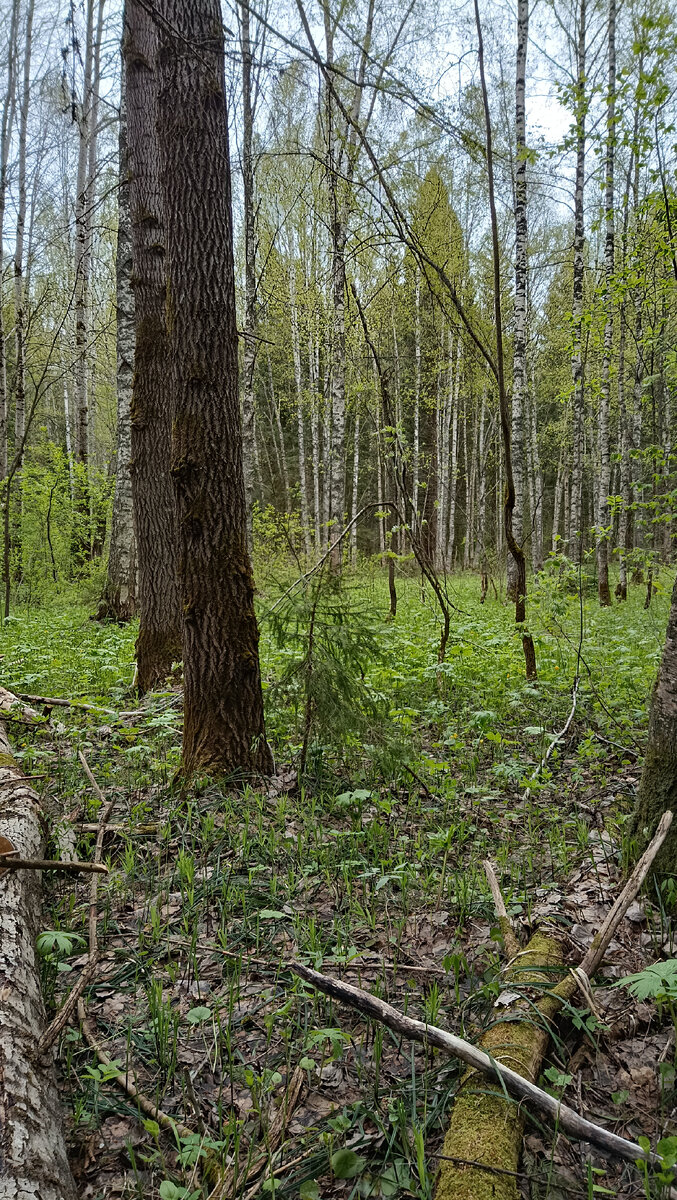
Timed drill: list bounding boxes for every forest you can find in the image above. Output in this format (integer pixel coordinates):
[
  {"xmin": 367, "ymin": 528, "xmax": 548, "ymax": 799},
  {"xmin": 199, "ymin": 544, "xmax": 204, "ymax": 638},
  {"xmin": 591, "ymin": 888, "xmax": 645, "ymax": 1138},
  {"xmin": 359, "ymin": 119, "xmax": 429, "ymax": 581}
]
[{"xmin": 1, "ymin": 0, "xmax": 677, "ymax": 1196}]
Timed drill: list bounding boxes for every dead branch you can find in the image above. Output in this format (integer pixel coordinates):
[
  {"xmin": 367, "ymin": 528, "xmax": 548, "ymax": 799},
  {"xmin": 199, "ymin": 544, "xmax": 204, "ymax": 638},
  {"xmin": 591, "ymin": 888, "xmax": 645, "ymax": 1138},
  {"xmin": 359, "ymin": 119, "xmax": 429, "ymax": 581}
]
[
  {"xmin": 289, "ymin": 960, "xmax": 656, "ymax": 1167},
  {"xmin": 483, "ymin": 859, "xmax": 520, "ymax": 957}
]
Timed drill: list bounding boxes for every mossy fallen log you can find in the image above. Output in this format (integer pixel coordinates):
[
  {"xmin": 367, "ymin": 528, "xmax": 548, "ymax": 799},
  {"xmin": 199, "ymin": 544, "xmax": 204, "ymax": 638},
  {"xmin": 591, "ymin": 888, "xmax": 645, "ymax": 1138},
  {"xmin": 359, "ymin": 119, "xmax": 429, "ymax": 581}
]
[{"xmin": 434, "ymin": 932, "xmax": 563, "ymax": 1200}]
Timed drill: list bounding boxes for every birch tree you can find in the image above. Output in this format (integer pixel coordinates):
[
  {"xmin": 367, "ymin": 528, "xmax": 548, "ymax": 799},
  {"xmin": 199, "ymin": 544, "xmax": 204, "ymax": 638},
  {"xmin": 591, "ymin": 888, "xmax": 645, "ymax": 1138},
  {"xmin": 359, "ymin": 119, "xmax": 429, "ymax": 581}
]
[
  {"xmin": 595, "ymin": 0, "xmax": 616, "ymax": 606},
  {"xmin": 98, "ymin": 71, "xmax": 136, "ymax": 621},
  {"xmin": 508, "ymin": 0, "xmax": 528, "ymax": 601}
]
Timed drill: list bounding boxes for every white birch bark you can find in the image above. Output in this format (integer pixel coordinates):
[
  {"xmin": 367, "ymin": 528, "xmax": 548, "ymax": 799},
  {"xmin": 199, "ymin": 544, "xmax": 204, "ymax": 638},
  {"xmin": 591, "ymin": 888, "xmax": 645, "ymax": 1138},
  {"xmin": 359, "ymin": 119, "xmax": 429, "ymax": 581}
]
[
  {"xmin": 0, "ymin": 721, "xmax": 78, "ymax": 1199},
  {"xmin": 412, "ymin": 269, "xmax": 421, "ymax": 519},
  {"xmin": 508, "ymin": 0, "xmax": 528, "ymax": 597},
  {"xmin": 350, "ymin": 411, "xmax": 360, "ymax": 564},
  {"xmin": 309, "ymin": 325, "xmax": 321, "ymax": 551},
  {"xmin": 322, "ymin": 0, "xmax": 374, "ymax": 568},
  {"xmin": 0, "ymin": 0, "xmax": 19, "ymax": 485},
  {"xmin": 596, "ymin": 0, "xmax": 615, "ymax": 605},
  {"xmin": 240, "ymin": 0, "xmax": 257, "ymax": 549},
  {"xmin": 475, "ymin": 385, "xmax": 488, "ymax": 570},
  {"xmin": 288, "ymin": 237, "xmax": 311, "ymax": 555},
  {"xmin": 569, "ymin": 0, "xmax": 586, "ymax": 560},
  {"xmin": 529, "ymin": 366, "xmax": 543, "ymax": 570},
  {"xmin": 552, "ymin": 447, "xmax": 564, "ymax": 552},
  {"xmin": 101, "ymin": 74, "xmax": 136, "ymax": 620},
  {"xmin": 12, "ymin": 0, "xmax": 34, "ymax": 569}
]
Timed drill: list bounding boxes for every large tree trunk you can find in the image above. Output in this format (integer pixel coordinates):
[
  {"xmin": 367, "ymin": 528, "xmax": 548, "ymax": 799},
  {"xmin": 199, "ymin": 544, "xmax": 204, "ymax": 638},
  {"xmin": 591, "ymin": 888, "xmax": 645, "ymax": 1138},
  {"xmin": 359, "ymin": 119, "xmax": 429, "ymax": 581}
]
[
  {"xmin": 99, "ymin": 71, "xmax": 137, "ymax": 621},
  {"xmin": 155, "ymin": 0, "xmax": 272, "ymax": 776},
  {"xmin": 0, "ymin": 722, "xmax": 78, "ymax": 1199},
  {"xmin": 596, "ymin": 0, "xmax": 615, "ymax": 606},
  {"xmin": 125, "ymin": 0, "xmax": 181, "ymax": 690},
  {"xmin": 507, "ymin": 0, "xmax": 528, "ymax": 600},
  {"xmin": 630, "ymin": 574, "xmax": 677, "ymax": 880},
  {"xmin": 569, "ymin": 0, "xmax": 587, "ymax": 561}
]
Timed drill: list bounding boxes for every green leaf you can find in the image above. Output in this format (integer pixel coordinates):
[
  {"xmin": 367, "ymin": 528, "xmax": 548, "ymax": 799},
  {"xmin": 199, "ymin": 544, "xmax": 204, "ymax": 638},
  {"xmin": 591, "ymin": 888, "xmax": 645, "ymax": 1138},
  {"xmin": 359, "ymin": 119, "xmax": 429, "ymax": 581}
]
[
  {"xmin": 186, "ymin": 1006, "xmax": 211, "ymax": 1025},
  {"xmin": 143, "ymin": 1119, "xmax": 161, "ymax": 1138},
  {"xmin": 331, "ymin": 1149, "xmax": 366, "ymax": 1179},
  {"xmin": 298, "ymin": 1057, "xmax": 316, "ymax": 1071},
  {"xmin": 616, "ymin": 960, "xmax": 677, "ymax": 1000},
  {"xmin": 159, "ymin": 1183, "xmax": 186, "ymax": 1200},
  {"xmin": 258, "ymin": 909, "xmax": 285, "ymax": 920},
  {"xmin": 299, "ymin": 1182, "xmax": 320, "ymax": 1200}
]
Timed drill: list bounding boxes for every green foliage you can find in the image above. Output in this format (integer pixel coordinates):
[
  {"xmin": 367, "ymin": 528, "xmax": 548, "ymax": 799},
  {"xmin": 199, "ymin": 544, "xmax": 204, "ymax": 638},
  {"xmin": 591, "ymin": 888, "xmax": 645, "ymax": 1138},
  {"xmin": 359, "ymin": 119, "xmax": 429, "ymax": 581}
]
[
  {"xmin": 617, "ymin": 960, "xmax": 677, "ymax": 1002},
  {"xmin": 266, "ymin": 571, "xmax": 398, "ymax": 776}
]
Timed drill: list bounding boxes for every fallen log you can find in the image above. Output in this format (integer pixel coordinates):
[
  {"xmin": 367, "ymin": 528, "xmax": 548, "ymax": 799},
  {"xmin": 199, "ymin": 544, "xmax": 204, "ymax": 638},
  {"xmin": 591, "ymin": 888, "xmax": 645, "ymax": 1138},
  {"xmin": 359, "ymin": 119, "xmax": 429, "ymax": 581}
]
[
  {"xmin": 288, "ymin": 811, "xmax": 673, "ymax": 1199},
  {"xmin": 0, "ymin": 720, "xmax": 77, "ymax": 1199}
]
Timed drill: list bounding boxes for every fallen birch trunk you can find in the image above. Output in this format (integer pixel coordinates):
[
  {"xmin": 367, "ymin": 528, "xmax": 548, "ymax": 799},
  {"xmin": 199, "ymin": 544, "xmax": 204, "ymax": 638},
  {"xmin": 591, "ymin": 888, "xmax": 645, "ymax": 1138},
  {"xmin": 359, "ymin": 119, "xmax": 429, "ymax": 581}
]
[{"xmin": 0, "ymin": 721, "xmax": 77, "ymax": 1199}]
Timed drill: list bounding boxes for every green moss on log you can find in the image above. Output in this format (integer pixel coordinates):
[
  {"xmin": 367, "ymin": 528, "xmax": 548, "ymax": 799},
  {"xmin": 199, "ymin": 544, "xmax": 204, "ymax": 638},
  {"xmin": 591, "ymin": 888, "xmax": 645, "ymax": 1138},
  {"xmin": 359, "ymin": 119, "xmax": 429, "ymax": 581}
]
[{"xmin": 434, "ymin": 932, "xmax": 564, "ymax": 1200}]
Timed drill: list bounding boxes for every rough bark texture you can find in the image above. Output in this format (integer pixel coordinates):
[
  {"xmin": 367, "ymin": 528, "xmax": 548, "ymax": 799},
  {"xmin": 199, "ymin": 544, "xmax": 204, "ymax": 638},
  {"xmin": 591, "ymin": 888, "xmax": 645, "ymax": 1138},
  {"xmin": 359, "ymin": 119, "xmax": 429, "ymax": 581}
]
[
  {"xmin": 155, "ymin": 0, "xmax": 272, "ymax": 776},
  {"xmin": 125, "ymin": 0, "xmax": 181, "ymax": 689},
  {"xmin": 99, "ymin": 74, "xmax": 137, "ymax": 621},
  {"xmin": 630, "ymin": 573, "xmax": 677, "ymax": 880},
  {"xmin": 0, "ymin": 724, "xmax": 78, "ymax": 1199},
  {"xmin": 434, "ymin": 932, "xmax": 563, "ymax": 1200}
]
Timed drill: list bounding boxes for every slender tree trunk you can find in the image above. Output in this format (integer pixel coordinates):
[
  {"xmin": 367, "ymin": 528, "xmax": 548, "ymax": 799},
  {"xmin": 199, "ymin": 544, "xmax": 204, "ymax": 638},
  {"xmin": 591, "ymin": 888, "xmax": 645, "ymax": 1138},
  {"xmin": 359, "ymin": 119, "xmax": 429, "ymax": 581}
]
[
  {"xmin": 309, "ymin": 328, "xmax": 322, "ymax": 551},
  {"xmin": 99, "ymin": 72, "xmax": 137, "ymax": 621},
  {"xmin": 570, "ymin": 0, "xmax": 587, "ymax": 561},
  {"xmin": 475, "ymin": 385, "xmax": 488, "ymax": 579},
  {"xmin": 529, "ymin": 369, "xmax": 543, "ymax": 570},
  {"xmin": 617, "ymin": 304, "xmax": 629, "ymax": 598},
  {"xmin": 412, "ymin": 269, "xmax": 421, "ymax": 522},
  {"xmin": 12, "ymin": 0, "xmax": 34, "ymax": 585},
  {"xmin": 125, "ymin": 0, "xmax": 181, "ymax": 691},
  {"xmin": 508, "ymin": 0, "xmax": 528, "ymax": 599},
  {"xmin": 288, "ymin": 241, "xmax": 311, "ymax": 555},
  {"xmin": 240, "ymin": 0, "xmax": 257, "ymax": 550},
  {"xmin": 596, "ymin": 0, "xmax": 616, "ymax": 606},
  {"xmin": 72, "ymin": 0, "xmax": 96, "ymax": 569},
  {"xmin": 0, "ymin": 0, "xmax": 19, "ymax": 494},
  {"xmin": 350, "ymin": 411, "xmax": 360, "ymax": 565},
  {"xmin": 552, "ymin": 446, "xmax": 564, "ymax": 552},
  {"xmin": 448, "ymin": 332, "xmax": 460, "ymax": 571},
  {"xmin": 323, "ymin": 0, "xmax": 374, "ymax": 569},
  {"xmin": 155, "ymin": 0, "xmax": 272, "ymax": 775},
  {"xmin": 475, "ymin": 0, "xmax": 536, "ymax": 677}
]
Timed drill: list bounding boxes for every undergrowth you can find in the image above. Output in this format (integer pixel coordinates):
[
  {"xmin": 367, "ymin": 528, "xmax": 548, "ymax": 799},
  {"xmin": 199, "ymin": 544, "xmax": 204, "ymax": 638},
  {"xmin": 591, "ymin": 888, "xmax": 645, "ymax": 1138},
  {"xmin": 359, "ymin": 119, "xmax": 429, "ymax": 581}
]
[{"xmin": 2, "ymin": 563, "xmax": 674, "ymax": 1198}]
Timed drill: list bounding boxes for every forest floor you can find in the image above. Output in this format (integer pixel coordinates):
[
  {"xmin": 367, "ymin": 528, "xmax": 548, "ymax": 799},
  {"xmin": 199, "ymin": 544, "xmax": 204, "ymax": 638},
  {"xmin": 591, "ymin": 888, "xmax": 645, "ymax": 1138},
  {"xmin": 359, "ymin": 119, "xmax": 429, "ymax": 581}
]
[{"xmin": 4, "ymin": 564, "xmax": 676, "ymax": 1200}]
